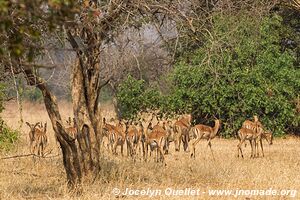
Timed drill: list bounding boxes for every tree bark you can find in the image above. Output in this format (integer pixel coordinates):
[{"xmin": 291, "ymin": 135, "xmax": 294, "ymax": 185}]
[
  {"xmin": 67, "ymin": 28, "xmax": 108, "ymax": 176},
  {"xmin": 23, "ymin": 68, "xmax": 82, "ymax": 187}
]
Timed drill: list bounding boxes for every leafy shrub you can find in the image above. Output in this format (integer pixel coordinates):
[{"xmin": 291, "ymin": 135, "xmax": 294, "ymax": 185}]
[
  {"xmin": 164, "ymin": 14, "xmax": 300, "ymax": 137},
  {"xmin": 116, "ymin": 14, "xmax": 299, "ymax": 137},
  {"xmin": 0, "ymin": 86, "xmax": 19, "ymax": 151},
  {"xmin": 116, "ymin": 75, "xmax": 161, "ymax": 119},
  {"xmin": 0, "ymin": 119, "xmax": 19, "ymax": 151},
  {"xmin": 22, "ymin": 87, "xmax": 43, "ymax": 102}
]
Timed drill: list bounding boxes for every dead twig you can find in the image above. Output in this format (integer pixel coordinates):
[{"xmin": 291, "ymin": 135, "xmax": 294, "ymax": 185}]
[{"xmin": 1, "ymin": 151, "xmax": 59, "ymax": 160}]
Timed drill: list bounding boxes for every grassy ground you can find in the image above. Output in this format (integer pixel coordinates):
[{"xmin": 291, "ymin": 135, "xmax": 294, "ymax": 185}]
[{"xmin": 0, "ymin": 101, "xmax": 299, "ymax": 199}]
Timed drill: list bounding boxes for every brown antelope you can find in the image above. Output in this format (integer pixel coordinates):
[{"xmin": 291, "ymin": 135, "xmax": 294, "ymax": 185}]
[
  {"xmin": 66, "ymin": 117, "xmax": 77, "ymax": 139},
  {"xmin": 110, "ymin": 119, "xmax": 126, "ymax": 156},
  {"xmin": 242, "ymin": 115, "xmax": 263, "ymax": 131},
  {"xmin": 125, "ymin": 120, "xmax": 140, "ymax": 158},
  {"xmin": 237, "ymin": 126, "xmax": 264, "ymax": 158},
  {"xmin": 139, "ymin": 118, "xmax": 152, "ymax": 158},
  {"xmin": 26, "ymin": 122, "xmax": 40, "ymax": 153},
  {"xmin": 256, "ymin": 130, "xmax": 273, "ymax": 157},
  {"xmin": 143, "ymin": 118, "xmax": 174, "ymax": 163},
  {"xmin": 102, "ymin": 118, "xmax": 118, "ymax": 152},
  {"xmin": 262, "ymin": 131, "xmax": 273, "ymax": 145},
  {"xmin": 172, "ymin": 114, "xmax": 192, "ymax": 152},
  {"xmin": 242, "ymin": 115, "xmax": 268, "ymax": 157},
  {"xmin": 189, "ymin": 119, "xmax": 220, "ymax": 159},
  {"xmin": 26, "ymin": 122, "xmax": 48, "ymax": 156},
  {"xmin": 145, "ymin": 128, "xmax": 168, "ymax": 163},
  {"xmin": 136, "ymin": 120, "xmax": 145, "ymax": 157}
]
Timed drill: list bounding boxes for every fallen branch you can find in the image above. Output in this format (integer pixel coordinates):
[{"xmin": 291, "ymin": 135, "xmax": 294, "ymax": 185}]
[{"xmin": 1, "ymin": 151, "xmax": 60, "ymax": 160}]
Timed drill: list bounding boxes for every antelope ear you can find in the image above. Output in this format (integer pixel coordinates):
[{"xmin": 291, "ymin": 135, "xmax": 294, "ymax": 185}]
[
  {"xmin": 44, "ymin": 122, "xmax": 47, "ymax": 132},
  {"xmin": 26, "ymin": 122, "xmax": 31, "ymax": 127},
  {"xmin": 34, "ymin": 122, "xmax": 40, "ymax": 129}
]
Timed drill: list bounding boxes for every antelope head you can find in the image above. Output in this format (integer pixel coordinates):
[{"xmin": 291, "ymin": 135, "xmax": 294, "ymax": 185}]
[
  {"xmin": 26, "ymin": 122, "xmax": 40, "ymax": 141},
  {"xmin": 264, "ymin": 131, "xmax": 273, "ymax": 145}
]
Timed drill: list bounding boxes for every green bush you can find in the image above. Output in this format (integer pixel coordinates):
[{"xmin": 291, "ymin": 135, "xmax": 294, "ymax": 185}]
[
  {"xmin": 0, "ymin": 119, "xmax": 19, "ymax": 151},
  {"xmin": 116, "ymin": 14, "xmax": 299, "ymax": 137},
  {"xmin": 164, "ymin": 14, "xmax": 300, "ymax": 137},
  {"xmin": 0, "ymin": 85, "xmax": 19, "ymax": 151},
  {"xmin": 22, "ymin": 87, "xmax": 43, "ymax": 102},
  {"xmin": 116, "ymin": 75, "xmax": 161, "ymax": 119}
]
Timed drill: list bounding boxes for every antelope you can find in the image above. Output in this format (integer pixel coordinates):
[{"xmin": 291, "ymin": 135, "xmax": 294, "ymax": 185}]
[
  {"xmin": 26, "ymin": 122, "xmax": 48, "ymax": 156},
  {"xmin": 162, "ymin": 120, "xmax": 174, "ymax": 154},
  {"xmin": 136, "ymin": 120, "xmax": 145, "ymax": 157},
  {"xmin": 139, "ymin": 118, "xmax": 152, "ymax": 158},
  {"xmin": 242, "ymin": 115, "xmax": 263, "ymax": 131},
  {"xmin": 110, "ymin": 119, "xmax": 126, "ymax": 156},
  {"xmin": 102, "ymin": 118, "xmax": 118, "ymax": 152},
  {"xmin": 242, "ymin": 115, "xmax": 269, "ymax": 157},
  {"xmin": 172, "ymin": 114, "xmax": 192, "ymax": 152},
  {"xmin": 143, "ymin": 118, "xmax": 173, "ymax": 163},
  {"xmin": 125, "ymin": 120, "xmax": 140, "ymax": 158},
  {"xmin": 262, "ymin": 131, "xmax": 273, "ymax": 145},
  {"xmin": 256, "ymin": 130, "xmax": 273, "ymax": 157},
  {"xmin": 145, "ymin": 128, "xmax": 168, "ymax": 163},
  {"xmin": 66, "ymin": 117, "xmax": 77, "ymax": 139},
  {"xmin": 150, "ymin": 119, "xmax": 174, "ymax": 154},
  {"xmin": 189, "ymin": 119, "xmax": 220, "ymax": 159},
  {"xmin": 237, "ymin": 126, "xmax": 264, "ymax": 158}
]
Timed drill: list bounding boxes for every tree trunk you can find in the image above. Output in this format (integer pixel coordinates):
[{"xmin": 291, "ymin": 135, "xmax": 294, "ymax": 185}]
[
  {"xmin": 67, "ymin": 29, "xmax": 110, "ymax": 177},
  {"xmin": 71, "ymin": 58, "xmax": 101, "ymax": 175},
  {"xmin": 24, "ymin": 68, "xmax": 82, "ymax": 188}
]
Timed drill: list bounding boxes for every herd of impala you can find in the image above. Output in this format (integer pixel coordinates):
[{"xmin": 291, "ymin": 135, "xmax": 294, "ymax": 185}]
[{"xmin": 25, "ymin": 113, "xmax": 273, "ymax": 162}]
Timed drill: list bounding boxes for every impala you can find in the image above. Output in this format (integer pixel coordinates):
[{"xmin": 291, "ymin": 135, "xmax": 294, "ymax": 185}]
[
  {"xmin": 111, "ymin": 120, "xmax": 126, "ymax": 156},
  {"xmin": 26, "ymin": 122, "xmax": 48, "ymax": 156},
  {"xmin": 102, "ymin": 118, "xmax": 125, "ymax": 155},
  {"xmin": 242, "ymin": 115, "xmax": 269, "ymax": 157},
  {"xmin": 172, "ymin": 114, "xmax": 192, "ymax": 152},
  {"xmin": 145, "ymin": 128, "xmax": 167, "ymax": 163},
  {"xmin": 125, "ymin": 121, "xmax": 141, "ymax": 158},
  {"xmin": 257, "ymin": 130, "xmax": 273, "ymax": 157},
  {"xmin": 189, "ymin": 119, "xmax": 220, "ymax": 159},
  {"xmin": 237, "ymin": 126, "xmax": 263, "ymax": 158}
]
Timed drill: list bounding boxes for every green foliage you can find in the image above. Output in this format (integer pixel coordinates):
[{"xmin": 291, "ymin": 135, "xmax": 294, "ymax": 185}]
[
  {"xmin": 0, "ymin": 1, "xmax": 78, "ymax": 62},
  {"xmin": 0, "ymin": 85, "xmax": 19, "ymax": 151},
  {"xmin": 0, "ymin": 119, "xmax": 19, "ymax": 152},
  {"xmin": 22, "ymin": 87, "xmax": 43, "ymax": 102},
  {"xmin": 165, "ymin": 13, "xmax": 300, "ymax": 137},
  {"xmin": 116, "ymin": 75, "xmax": 161, "ymax": 119},
  {"xmin": 116, "ymin": 14, "xmax": 299, "ymax": 137}
]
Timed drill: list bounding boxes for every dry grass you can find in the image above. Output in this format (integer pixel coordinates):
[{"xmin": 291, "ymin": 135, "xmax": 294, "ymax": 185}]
[{"xmin": 0, "ymin": 101, "xmax": 299, "ymax": 199}]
